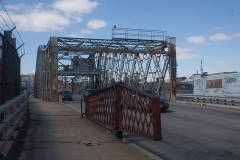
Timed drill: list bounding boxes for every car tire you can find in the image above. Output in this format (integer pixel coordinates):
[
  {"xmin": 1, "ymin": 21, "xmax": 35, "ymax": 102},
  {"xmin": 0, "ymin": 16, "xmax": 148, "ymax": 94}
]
[{"xmin": 161, "ymin": 109, "xmax": 167, "ymax": 112}]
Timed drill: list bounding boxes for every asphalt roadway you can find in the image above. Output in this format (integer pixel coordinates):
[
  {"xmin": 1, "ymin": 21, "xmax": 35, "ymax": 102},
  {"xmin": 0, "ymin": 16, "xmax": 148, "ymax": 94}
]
[{"xmin": 65, "ymin": 96, "xmax": 240, "ymax": 160}]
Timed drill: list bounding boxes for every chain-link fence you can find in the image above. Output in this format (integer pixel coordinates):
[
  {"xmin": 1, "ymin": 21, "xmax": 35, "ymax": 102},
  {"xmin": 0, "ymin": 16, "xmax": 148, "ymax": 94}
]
[{"xmin": 0, "ymin": 31, "xmax": 20, "ymax": 105}]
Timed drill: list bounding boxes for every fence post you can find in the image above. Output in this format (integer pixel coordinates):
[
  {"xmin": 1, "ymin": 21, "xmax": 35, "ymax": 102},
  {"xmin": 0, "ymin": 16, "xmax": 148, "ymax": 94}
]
[
  {"xmin": 152, "ymin": 97, "xmax": 162, "ymax": 141},
  {"xmin": 85, "ymin": 99, "xmax": 88, "ymax": 116},
  {"xmin": 114, "ymin": 84, "xmax": 123, "ymax": 139},
  {"xmin": 81, "ymin": 99, "xmax": 83, "ymax": 118}
]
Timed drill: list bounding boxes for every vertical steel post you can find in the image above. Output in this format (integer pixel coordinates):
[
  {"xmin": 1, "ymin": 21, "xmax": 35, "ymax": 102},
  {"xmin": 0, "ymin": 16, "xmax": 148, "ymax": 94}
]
[
  {"xmin": 42, "ymin": 45, "xmax": 46, "ymax": 99},
  {"xmin": 169, "ymin": 41, "xmax": 177, "ymax": 102},
  {"xmin": 98, "ymin": 52, "xmax": 102, "ymax": 89},
  {"xmin": 152, "ymin": 97, "xmax": 162, "ymax": 140},
  {"xmin": 81, "ymin": 99, "xmax": 83, "ymax": 118},
  {"xmin": 115, "ymin": 83, "xmax": 123, "ymax": 138},
  {"xmin": 49, "ymin": 37, "xmax": 59, "ymax": 102}
]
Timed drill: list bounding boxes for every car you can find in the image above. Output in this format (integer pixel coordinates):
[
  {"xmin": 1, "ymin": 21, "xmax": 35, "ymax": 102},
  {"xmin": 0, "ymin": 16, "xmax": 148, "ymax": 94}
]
[
  {"xmin": 141, "ymin": 89, "xmax": 169, "ymax": 112},
  {"xmin": 83, "ymin": 89, "xmax": 99, "ymax": 101},
  {"xmin": 59, "ymin": 90, "xmax": 73, "ymax": 101}
]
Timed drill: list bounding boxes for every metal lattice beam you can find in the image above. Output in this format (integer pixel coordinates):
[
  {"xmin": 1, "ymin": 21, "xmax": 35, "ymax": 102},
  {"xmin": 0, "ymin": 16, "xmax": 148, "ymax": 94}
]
[{"xmin": 35, "ymin": 28, "xmax": 176, "ymax": 102}]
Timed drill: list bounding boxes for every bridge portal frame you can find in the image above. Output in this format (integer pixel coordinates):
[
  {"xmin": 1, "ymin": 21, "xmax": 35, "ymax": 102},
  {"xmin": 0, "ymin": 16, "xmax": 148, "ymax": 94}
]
[{"xmin": 35, "ymin": 28, "xmax": 176, "ymax": 102}]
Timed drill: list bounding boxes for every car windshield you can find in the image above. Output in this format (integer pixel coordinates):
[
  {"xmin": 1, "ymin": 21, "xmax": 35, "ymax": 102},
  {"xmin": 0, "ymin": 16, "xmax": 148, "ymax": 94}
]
[
  {"xmin": 60, "ymin": 90, "xmax": 70, "ymax": 94},
  {"xmin": 88, "ymin": 90, "xmax": 98, "ymax": 93},
  {"xmin": 142, "ymin": 90, "xmax": 158, "ymax": 96},
  {"xmin": 160, "ymin": 97, "xmax": 167, "ymax": 101}
]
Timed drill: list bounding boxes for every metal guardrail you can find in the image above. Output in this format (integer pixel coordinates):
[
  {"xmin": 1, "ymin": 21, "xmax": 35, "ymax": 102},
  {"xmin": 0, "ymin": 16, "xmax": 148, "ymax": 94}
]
[
  {"xmin": 0, "ymin": 92, "xmax": 28, "ymax": 152},
  {"xmin": 177, "ymin": 94, "xmax": 240, "ymax": 106}
]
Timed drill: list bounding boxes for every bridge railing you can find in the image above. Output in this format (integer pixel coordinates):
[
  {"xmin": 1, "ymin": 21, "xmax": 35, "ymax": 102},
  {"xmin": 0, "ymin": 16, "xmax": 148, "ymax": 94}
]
[
  {"xmin": 177, "ymin": 94, "xmax": 240, "ymax": 106},
  {"xmin": 0, "ymin": 92, "xmax": 28, "ymax": 151},
  {"xmin": 86, "ymin": 82, "xmax": 162, "ymax": 141}
]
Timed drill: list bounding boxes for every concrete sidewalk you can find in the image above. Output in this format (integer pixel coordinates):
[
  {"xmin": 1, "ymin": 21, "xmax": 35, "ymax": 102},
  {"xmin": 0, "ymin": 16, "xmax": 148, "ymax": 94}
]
[{"xmin": 14, "ymin": 98, "xmax": 160, "ymax": 160}]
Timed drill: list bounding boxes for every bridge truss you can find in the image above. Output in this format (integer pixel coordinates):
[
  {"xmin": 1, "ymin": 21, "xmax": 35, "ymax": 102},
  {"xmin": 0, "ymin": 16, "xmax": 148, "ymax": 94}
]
[{"xmin": 34, "ymin": 28, "xmax": 176, "ymax": 102}]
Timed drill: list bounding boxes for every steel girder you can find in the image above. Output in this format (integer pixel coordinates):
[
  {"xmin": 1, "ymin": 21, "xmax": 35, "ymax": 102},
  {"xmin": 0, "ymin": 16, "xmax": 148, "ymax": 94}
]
[
  {"xmin": 35, "ymin": 34, "xmax": 176, "ymax": 102},
  {"xmin": 34, "ymin": 37, "xmax": 59, "ymax": 101},
  {"xmin": 57, "ymin": 37, "xmax": 167, "ymax": 54}
]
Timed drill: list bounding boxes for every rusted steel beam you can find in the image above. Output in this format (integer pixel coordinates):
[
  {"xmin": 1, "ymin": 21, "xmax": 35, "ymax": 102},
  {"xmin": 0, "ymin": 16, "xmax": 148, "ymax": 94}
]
[
  {"xmin": 115, "ymin": 83, "xmax": 121, "ymax": 131},
  {"xmin": 168, "ymin": 41, "xmax": 177, "ymax": 102},
  {"xmin": 152, "ymin": 97, "xmax": 162, "ymax": 140},
  {"xmin": 35, "ymin": 37, "xmax": 59, "ymax": 101},
  {"xmin": 49, "ymin": 37, "xmax": 59, "ymax": 102}
]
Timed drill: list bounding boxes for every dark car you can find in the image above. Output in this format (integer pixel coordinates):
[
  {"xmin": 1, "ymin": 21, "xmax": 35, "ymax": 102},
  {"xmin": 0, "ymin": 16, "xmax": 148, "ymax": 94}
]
[
  {"xmin": 59, "ymin": 90, "xmax": 73, "ymax": 101},
  {"xmin": 142, "ymin": 89, "xmax": 169, "ymax": 112},
  {"xmin": 83, "ymin": 89, "xmax": 99, "ymax": 101}
]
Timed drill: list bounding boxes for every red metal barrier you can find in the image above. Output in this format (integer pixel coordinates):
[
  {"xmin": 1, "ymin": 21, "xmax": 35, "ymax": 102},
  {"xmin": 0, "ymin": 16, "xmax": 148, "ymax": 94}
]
[{"xmin": 86, "ymin": 82, "xmax": 162, "ymax": 141}]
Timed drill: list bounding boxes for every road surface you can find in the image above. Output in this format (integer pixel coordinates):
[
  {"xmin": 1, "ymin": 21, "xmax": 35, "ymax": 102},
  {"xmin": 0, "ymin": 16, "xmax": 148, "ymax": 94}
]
[{"xmin": 64, "ymin": 96, "xmax": 240, "ymax": 160}]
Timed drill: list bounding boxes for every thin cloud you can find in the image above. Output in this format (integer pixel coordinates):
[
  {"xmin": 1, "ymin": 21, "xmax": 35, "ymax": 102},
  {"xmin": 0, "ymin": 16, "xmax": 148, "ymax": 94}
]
[
  {"xmin": 52, "ymin": 0, "xmax": 98, "ymax": 22},
  {"xmin": 209, "ymin": 33, "xmax": 231, "ymax": 41},
  {"xmin": 187, "ymin": 36, "xmax": 206, "ymax": 44},
  {"xmin": 209, "ymin": 60, "xmax": 234, "ymax": 68},
  {"xmin": 0, "ymin": 10, "xmax": 70, "ymax": 32},
  {"xmin": 177, "ymin": 53, "xmax": 199, "ymax": 60},
  {"xmin": 232, "ymin": 33, "xmax": 240, "ymax": 37},
  {"xmin": 0, "ymin": 0, "xmax": 99, "ymax": 32},
  {"xmin": 52, "ymin": 0, "xmax": 98, "ymax": 14},
  {"xmin": 5, "ymin": 3, "xmax": 30, "ymax": 11},
  {"xmin": 87, "ymin": 19, "xmax": 107, "ymax": 29},
  {"xmin": 176, "ymin": 47, "xmax": 192, "ymax": 53},
  {"xmin": 209, "ymin": 32, "xmax": 240, "ymax": 41},
  {"xmin": 176, "ymin": 47, "xmax": 199, "ymax": 60}
]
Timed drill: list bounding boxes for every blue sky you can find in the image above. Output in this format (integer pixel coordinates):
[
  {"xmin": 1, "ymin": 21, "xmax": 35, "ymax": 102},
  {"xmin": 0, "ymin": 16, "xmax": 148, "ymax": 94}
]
[{"xmin": 0, "ymin": 0, "xmax": 240, "ymax": 78}]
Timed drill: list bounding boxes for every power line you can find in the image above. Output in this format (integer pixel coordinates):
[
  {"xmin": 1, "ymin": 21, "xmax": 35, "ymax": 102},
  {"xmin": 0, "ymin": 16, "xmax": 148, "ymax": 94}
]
[
  {"xmin": 0, "ymin": 14, "xmax": 11, "ymax": 30},
  {"xmin": 0, "ymin": 0, "xmax": 24, "ymax": 43},
  {"xmin": 0, "ymin": 0, "xmax": 25, "ymax": 55},
  {"xmin": 0, "ymin": 25, "xmax": 5, "ymax": 31}
]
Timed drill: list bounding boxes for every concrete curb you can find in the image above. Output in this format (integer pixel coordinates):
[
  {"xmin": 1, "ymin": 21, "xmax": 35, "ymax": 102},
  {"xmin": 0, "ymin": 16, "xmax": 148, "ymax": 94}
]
[{"xmin": 127, "ymin": 142, "xmax": 163, "ymax": 160}]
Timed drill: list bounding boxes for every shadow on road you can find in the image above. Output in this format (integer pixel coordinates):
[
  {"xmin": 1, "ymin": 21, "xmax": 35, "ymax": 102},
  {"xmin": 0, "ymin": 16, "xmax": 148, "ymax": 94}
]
[{"xmin": 162, "ymin": 109, "xmax": 174, "ymax": 114}]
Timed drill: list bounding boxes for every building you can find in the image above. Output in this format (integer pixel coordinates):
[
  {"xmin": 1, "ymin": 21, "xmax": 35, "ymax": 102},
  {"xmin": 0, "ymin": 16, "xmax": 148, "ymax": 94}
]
[
  {"xmin": 71, "ymin": 56, "xmax": 95, "ymax": 71},
  {"xmin": 193, "ymin": 72, "xmax": 240, "ymax": 97},
  {"xmin": 21, "ymin": 74, "xmax": 35, "ymax": 94},
  {"xmin": 176, "ymin": 77, "xmax": 194, "ymax": 94}
]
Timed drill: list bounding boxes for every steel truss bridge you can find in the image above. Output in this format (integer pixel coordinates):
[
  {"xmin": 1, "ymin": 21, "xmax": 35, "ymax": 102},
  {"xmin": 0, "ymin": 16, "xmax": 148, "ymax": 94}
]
[{"xmin": 34, "ymin": 28, "xmax": 176, "ymax": 102}]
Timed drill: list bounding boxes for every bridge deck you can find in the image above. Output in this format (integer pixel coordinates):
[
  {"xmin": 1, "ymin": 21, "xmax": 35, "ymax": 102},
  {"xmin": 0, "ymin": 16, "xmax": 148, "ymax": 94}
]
[{"xmin": 13, "ymin": 98, "xmax": 156, "ymax": 160}]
